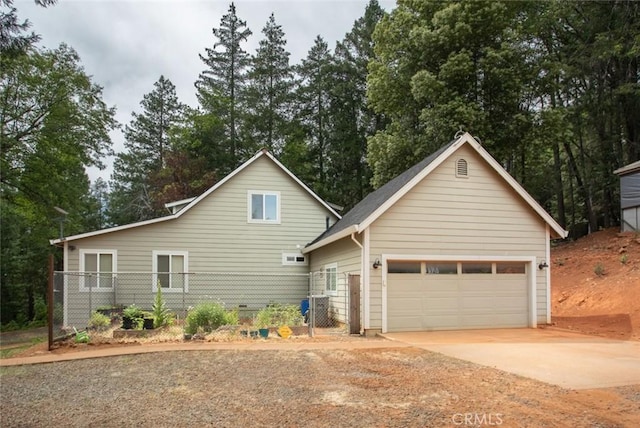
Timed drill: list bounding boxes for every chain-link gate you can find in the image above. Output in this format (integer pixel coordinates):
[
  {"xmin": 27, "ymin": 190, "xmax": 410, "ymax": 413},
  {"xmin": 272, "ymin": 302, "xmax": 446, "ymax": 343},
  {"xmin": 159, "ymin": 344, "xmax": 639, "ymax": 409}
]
[{"xmin": 308, "ymin": 271, "xmax": 353, "ymax": 336}]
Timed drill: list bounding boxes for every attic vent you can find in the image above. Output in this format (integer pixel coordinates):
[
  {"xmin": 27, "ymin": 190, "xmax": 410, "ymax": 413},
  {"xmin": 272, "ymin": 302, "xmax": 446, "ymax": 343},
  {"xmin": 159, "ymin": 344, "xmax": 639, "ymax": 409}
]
[{"xmin": 456, "ymin": 158, "xmax": 468, "ymax": 177}]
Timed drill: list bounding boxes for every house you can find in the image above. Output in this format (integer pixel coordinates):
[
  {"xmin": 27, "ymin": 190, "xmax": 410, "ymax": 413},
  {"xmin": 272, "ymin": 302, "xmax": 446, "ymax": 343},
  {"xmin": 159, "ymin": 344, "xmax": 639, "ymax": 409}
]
[
  {"xmin": 303, "ymin": 132, "xmax": 567, "ymax": 335},
  {"xmin": 51, "ymin": 149, "xmax": 340, "ymax": 327},
  {"xmin": 52, "ymin": 132, "xmax": 567, "ymax": 334},
  {"xmin": 614, "ymin": 160, "xmax": 640, "ymax": 232}
]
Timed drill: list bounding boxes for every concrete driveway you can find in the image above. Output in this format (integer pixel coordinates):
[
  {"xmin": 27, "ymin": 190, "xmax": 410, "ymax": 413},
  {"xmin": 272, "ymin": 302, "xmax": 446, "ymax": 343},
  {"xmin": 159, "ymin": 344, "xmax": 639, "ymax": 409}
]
[{"xmin": 381, "ymin": 328, "xmax": 640, "ymax": 390}]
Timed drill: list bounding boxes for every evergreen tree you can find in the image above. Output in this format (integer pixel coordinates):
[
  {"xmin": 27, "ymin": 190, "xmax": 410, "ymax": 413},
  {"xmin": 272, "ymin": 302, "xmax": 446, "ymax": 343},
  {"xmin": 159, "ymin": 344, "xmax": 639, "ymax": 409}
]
[
  {"xmin": 108, "ymin": 75, "xmax": 186, "ymax": 225},
  {"xmin": 195, "ymin": 2, "xmax": 252, "ymax": 163},
  {"xmin": 325, "ymin": 0, "xmax": 386, "ymax": 209},
  {"xmin": 244, "ymin": 13, "xmax": 292, "ymax": 154},
  {"xmin": 367, "ymin": 0, "xmax": 533, "ymax": 187},
  {"xmin": 293, "ymin": 36, "xmax": 333, "ymax": 198}
]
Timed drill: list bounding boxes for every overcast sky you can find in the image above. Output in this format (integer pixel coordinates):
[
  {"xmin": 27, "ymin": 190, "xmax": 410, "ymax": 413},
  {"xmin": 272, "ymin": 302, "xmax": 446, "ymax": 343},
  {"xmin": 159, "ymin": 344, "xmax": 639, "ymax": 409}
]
[{"xmin": 15, "ymin": 0, "xmax": 396, "ymax": 182}]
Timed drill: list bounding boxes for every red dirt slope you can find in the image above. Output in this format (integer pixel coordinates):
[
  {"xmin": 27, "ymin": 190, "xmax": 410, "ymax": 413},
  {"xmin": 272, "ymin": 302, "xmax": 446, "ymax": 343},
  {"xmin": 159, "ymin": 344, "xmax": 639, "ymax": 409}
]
[{"xmin": 551, "ymin": 228, "xmax": 640, "ymax": 341}]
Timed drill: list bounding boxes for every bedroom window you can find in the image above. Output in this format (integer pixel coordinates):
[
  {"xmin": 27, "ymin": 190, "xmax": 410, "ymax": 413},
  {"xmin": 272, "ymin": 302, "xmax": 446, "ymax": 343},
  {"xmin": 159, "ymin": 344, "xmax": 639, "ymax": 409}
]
[
  {"xmin": 282, "ymin": 253, "xmax": 307, "ymax": 266},
  {"xmin": 79, "ymin": 249, "xmax": 116, "ymax": 290},
  {"xmin": 325, "ymin": 263, "xmax": 337, "ymax": 295},
  {"xmin": 153, "ymin": 251, "xmax": 188, "ymax": 292},
  {"xmin": 248, "ymin": 191, "xmax": 280, "ymax": 223}
]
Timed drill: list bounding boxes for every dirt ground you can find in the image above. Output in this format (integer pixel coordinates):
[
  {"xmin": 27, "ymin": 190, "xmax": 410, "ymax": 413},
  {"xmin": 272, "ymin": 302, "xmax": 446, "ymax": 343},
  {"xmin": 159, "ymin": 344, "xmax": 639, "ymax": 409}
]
[
  {"xmin": 551, "ymin": 228, "xmax": 640, "ymax": 341},
  {"xmin": 2, "ymin": 347, "xmax": 640, "ymax": 427}
]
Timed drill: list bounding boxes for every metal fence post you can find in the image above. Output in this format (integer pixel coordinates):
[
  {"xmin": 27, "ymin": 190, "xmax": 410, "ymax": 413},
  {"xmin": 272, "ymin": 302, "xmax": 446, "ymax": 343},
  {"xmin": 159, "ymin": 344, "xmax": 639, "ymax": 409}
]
[
  {"xmin": 47, "ymin": 254, "xmax": 54, "ymax": 351},
  {"xmin": 88, "ymin": 274, "xmax": 93, "ymax": 324}
]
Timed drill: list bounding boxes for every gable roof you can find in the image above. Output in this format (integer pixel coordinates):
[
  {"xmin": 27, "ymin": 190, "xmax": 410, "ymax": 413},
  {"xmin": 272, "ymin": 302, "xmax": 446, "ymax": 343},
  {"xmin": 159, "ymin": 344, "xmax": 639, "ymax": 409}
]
[
  {"xmin": 303, "ymin": 132, "xmax": 567, "ymax": 253},
  {"xmin": 614, "ymin": 160, "xmax": 640, "ymax": 176},
  {"xmin": 51, "ymin": 149, "xmax": 340, "ymax": 245}
]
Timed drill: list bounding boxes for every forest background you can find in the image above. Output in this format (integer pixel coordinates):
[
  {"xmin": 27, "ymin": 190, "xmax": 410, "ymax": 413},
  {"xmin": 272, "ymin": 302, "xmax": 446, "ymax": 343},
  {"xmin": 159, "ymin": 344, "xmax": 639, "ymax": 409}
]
[{"xmin": 1, "ymin": 0, "xmax": 638, "ymax": 327}]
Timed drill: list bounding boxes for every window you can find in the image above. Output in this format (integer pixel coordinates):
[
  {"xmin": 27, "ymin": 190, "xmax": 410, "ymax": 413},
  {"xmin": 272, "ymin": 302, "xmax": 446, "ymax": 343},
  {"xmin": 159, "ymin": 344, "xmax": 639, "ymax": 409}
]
[
  {"xmin": 425, "ymin": 262, "xmax": 458, "ymax": 275},
  {"xmin": 282, "ymin": 253, "xmax": 307, "ymax": 266},
  {"xmin": 461, "ymin": 262, "xmax": 492, "ymax": 274},
  {"xmin": 496, "ymin": 262, "xmax": 526, "ymax": 274},
  {"xmin": 325, "ymin": 263, "xmax": 337, "ymax": 295},
  {"xmin": 248, "ymin": 191, "xmax": 280, "ymax": 223},
  {"xmin": 456, "ymin": 158, "xmax": 468, "ymax": 178},
  {"xmin": 388, "ymin": 261, "xmax": 421, "ymax": 274},
  {"xmin": 153, "ymin": 251, "xmax": 188, "ymax": 292},
  {"xmin": 79, "ymin": 249, "xmax": 116, "ymax": 290}
]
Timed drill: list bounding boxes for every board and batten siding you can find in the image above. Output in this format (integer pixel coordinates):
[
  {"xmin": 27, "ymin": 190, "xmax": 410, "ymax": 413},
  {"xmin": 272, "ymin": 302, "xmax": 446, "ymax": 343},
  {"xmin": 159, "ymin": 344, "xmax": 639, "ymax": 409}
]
[
  {"xmin": 368, "ymin": 145, "xmax": 549, "ymax": 330},
  {"xmin": 63, "ymin": 156, "xmax": 337, "ymax": 326},
  {"xmin": 307, "ymin": 234, "xmax": 362, "ymax": 324}
]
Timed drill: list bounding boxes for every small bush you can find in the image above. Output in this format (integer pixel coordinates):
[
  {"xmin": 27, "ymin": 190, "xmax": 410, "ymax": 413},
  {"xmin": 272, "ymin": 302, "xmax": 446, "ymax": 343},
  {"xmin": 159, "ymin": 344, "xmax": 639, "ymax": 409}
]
[
  {"xmin": 122, "ymin": 304, "xmax": 145, "ymax": 329},
  {"xmin": 88, "ymin": 311, "xmax": 111, "ymax": 329},
  {"xmin": 184, "ymin": 302, "xmax": 235, "ymax": 335},
  {"xmin": 620, "ymin": 253, "xmax": 628, "ymax": 265},
  {"xmin": 33, "ymin": 296, "xmax": 47, "ymax": 323},
  {"xmin": 255, "ymin": 303, "xmax": 303, "ymax": 328},
  {"xmin": 53, "ymin": 303, "xmax": 63, "ymax": 324},
  {"xmin": 1, "ymin": 320, "xmax": 21, "ymax": 332},
  {"xmin": 594, "ymin": 262, "xmax": 605, "ymax": 276},
  {"xmin": 152, "ymin": 286, "xmax": 173, "ymax": 329}
]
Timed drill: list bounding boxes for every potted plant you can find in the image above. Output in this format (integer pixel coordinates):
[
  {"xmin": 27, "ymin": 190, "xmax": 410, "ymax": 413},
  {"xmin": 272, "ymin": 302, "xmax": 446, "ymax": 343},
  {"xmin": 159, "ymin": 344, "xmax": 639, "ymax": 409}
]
[{"xmin": 122, "ymin": 304, "xmax": 143, "ymax": 330}]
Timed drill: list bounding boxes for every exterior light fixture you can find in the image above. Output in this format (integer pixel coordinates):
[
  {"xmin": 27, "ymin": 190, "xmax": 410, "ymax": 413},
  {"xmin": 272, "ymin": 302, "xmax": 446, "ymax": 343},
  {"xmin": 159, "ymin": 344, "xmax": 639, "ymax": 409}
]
[
  {"xmin": 373, "ymin": 259, "xmax": 381, "ymax": 269},
  {"xmin": 538, "ymin": 260, "xmax": 549, "ymax": 270}
]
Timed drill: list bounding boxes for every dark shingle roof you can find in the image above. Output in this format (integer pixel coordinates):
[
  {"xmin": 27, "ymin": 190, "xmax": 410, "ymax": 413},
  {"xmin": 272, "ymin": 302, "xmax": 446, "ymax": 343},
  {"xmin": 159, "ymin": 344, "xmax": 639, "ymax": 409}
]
[{"xmin": 309, "ymin": 140, "xmax": 456, "ymax": 246}]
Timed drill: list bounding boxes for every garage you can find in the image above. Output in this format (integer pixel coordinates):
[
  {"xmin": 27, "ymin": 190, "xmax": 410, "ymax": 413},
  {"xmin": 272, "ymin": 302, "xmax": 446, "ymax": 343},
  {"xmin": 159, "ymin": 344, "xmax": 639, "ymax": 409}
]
[{"xmin": 386, "ymin": 259, "xmax": 530, "ymax": 332}]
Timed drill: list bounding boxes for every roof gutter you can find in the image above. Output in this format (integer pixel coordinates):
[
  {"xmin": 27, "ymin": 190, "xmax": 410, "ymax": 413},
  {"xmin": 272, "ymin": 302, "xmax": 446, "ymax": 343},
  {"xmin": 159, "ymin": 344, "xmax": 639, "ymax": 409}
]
[{"xmin": 302, "ymin": 225, "xmax": 358, "ymax": 254}]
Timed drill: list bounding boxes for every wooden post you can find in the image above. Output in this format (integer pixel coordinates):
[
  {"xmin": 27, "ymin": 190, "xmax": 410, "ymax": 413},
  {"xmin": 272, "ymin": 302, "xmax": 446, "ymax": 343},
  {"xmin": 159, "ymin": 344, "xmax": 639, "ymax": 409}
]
[{"xmin": 48, "ymin": 253, "xmax": 54, "ymax": 351}]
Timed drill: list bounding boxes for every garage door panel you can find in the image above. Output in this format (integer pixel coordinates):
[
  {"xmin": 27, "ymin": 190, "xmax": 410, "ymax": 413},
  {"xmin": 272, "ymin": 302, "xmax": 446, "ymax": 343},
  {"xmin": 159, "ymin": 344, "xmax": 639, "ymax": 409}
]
[{"xmin": 387, "ymin": 259, "xmax": 529, "ymax": 332}]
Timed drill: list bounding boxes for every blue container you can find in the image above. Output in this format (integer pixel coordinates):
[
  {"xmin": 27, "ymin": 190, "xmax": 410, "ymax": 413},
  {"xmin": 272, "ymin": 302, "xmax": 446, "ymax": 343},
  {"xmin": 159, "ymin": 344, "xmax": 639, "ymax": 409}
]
[{"xmin": 300, "ymin": 299, "xmax": 309, "ymax": 319}]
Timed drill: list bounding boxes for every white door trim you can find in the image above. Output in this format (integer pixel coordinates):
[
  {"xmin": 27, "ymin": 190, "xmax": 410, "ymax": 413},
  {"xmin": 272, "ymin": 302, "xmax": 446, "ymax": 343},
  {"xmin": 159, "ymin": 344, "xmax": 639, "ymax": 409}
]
[{"xmin": 381, "ymin": 254, "xmax": 537, "ymax": 333}]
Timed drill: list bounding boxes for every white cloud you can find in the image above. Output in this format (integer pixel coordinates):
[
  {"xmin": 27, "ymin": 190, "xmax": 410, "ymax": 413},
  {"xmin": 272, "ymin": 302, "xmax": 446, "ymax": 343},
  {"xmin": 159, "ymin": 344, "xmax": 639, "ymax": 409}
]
[{"xmin": 14, "ymin": 0, "xmax": 395, "ymax": 182}]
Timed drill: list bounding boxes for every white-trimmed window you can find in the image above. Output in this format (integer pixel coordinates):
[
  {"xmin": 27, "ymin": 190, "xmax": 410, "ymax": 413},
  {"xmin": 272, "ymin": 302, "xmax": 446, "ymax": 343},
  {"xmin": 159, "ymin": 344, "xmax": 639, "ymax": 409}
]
[
  {"xmin": 152, "ymin": 251, "xmax": 188, "ymax": 292},
  {"xmin": 248, "ymin": 191, "xmax": 280, "ymax": 223},
  {"xmin": 79, "ymin": 249, "xmax": 116, "ymax": 291},
  {"xmin": 282, "ymin": 253, "xmax": 307, "ymax": 266},
  {"xmin": 325, "ymin": 263, "xmax": 337, "ymax": 295}
]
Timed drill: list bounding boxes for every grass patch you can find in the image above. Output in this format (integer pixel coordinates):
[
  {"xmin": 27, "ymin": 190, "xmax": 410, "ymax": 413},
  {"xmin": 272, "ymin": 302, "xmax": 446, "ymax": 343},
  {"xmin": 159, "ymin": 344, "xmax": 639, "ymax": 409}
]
[{"xmin": 0, "ymin": 337, "xmax": 45, "ymax": 359}]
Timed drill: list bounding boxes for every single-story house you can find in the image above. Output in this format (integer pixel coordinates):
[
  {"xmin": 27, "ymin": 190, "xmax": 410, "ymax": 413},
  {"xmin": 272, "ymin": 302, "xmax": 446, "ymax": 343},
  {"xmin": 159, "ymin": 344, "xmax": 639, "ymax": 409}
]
[
  {"xmin": 52, "ymin": 132, "xmax": 567, "ymax": 334},
  {"xmin": 614, "ymin": 160, "xmax": 640, "ymax": 232}
]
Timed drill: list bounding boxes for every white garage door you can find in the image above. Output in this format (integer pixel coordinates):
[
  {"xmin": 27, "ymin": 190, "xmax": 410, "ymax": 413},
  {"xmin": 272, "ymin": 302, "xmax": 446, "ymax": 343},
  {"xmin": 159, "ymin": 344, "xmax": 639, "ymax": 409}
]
[{"xmin": 387, "ymin": 260, "xmax": 529, "ymax": 332}]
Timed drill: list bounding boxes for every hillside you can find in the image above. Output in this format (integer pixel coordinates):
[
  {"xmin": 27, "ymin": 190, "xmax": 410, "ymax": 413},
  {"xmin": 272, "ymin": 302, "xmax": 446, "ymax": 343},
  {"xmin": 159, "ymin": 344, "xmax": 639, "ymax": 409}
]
[{"xmin": 551, "ymin": 228, "xmax": 640, "ymax": 341}]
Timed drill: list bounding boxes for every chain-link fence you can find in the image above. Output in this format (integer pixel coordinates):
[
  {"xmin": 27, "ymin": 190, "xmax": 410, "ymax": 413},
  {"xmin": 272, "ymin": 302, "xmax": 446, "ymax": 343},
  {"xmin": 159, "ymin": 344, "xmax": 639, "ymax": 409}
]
[{"xmin": 53, "ymin": 271, "xmax": 353, "ymax": 336}]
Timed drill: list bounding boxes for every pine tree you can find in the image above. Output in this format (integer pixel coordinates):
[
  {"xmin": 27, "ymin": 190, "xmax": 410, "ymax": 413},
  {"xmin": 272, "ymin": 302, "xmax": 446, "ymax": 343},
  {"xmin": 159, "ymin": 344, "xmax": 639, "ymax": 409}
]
[
  {"xmin": 109, "ymin": 75, "xmax": 186, "ymax": 224},
  {"xmin": 244, "ymin": 13, "xmax": 292, "ymax": 154},
  {"xmin": 196, "ymin": 2, "xmax": 252, "ymax": 163},
  {"xmin": 293, "ymin": 36, "xmax": 333, "ymax": 198},
  {"xmin": 325, "ymin": 0, "xmax": 387, "ymax": 210}
]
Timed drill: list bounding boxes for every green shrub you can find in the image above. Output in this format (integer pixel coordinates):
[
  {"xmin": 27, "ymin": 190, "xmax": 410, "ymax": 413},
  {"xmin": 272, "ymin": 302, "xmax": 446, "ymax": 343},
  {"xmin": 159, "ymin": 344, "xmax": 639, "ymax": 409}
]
[
  {"xmin": 255, "ymin": 303, "xmax": 303, "ymax": 328},
  {"xmin": 594, "ymin": 262, "xmax": 605, "ymax": 276},
  {"xmin": 152, "ymin": 286, "xmax": 173, "ymax": 328},
  {"xmin": 1, "ymin": 320, "xmax": 21, "ymax": 332},
  {"xmin": 122, "ymin": 304, "xmax": 144, "ymax": 329},
  {"xmin": 53, "ymin": 303, "xmax": 63, "ymax": 324},
  {"xmin": 184, "ymin": 302, "xmax": 236, "ymax": 335},
  {"xmin": 33, "ymin": 296, "xmax": 47, "ymax": 323},
  {"xmin": 88, "ymin": 311, "xmax": 111, "ymax": 329},
  {"xmin": 620, "ymin": 253, "xmax": 628, "ymax": 265},
  {"xmin": 123, "ymin": 304, "xmax": 144, "ymax": 319}
]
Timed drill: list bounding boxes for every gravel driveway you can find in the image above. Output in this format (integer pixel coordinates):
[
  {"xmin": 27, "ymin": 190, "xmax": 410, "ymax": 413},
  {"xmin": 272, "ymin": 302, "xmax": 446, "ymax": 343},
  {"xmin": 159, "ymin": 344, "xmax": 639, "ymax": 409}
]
[{"xmin": 2, "ymin": 347, "xmax": 639, "ymax": 427}]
